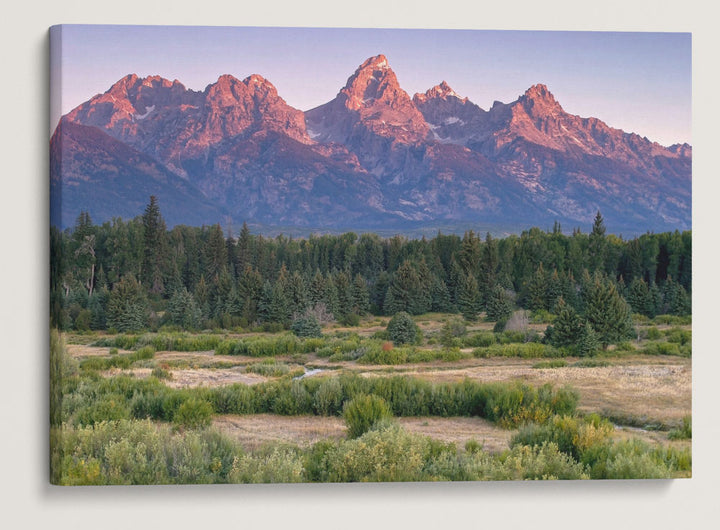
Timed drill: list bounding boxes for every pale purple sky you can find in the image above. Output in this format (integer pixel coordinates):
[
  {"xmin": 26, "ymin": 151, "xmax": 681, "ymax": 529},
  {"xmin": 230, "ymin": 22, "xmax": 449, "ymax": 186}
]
[{"xmin": 50, "ymin": 25, "xmax": 691, "ymax": 146}]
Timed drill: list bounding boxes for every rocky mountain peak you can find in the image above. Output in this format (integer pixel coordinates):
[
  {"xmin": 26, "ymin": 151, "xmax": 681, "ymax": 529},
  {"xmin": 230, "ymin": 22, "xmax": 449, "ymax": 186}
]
[
  {"xmin": 204, "ymin": 74, "xmax": 283, "ymax": 110},
  {"xmin": 413, "ymin": 81, "xmax": 467, "ymax": 104},
  {"xmin": 358, "ymin": 54, "xmax": 390, "ymax": 70},
  {"xmin": 518, "ymin": 84, "xmax": 563, "ymax": 116},
  {"xmin": 338, "ymin": 54, "xmax": 410, "ymax": 111}
]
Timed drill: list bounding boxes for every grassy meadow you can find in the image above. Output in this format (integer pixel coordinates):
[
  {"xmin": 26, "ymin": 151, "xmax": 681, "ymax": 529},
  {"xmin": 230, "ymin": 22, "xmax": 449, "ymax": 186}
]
[{"xmin": 50, "ymin": 311, "xmax": 691, "ymax": 485}]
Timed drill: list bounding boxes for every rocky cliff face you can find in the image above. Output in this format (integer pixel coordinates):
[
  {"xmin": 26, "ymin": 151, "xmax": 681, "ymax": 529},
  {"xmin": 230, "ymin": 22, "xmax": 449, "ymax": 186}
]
[
  {"xmin": 412, "ymin": 81, "xmax": 691, "ymax": 229},
  {"xmin": 54, "ymin": 55, "xmax": 691, "ymax": 233}
]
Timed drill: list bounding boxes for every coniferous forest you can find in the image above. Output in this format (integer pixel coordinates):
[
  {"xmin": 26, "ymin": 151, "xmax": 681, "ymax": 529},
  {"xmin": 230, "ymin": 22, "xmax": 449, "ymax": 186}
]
[{"xmin": 51, "ymin": 196, "xmax": 691, "ymax": 336}]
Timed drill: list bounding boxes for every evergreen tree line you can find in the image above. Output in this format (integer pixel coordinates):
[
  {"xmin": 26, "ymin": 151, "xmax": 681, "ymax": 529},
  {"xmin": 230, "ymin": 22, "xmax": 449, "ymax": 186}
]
[{"xmin": 50, "ymin": 199, "xmax": 691, "ymax": 332}]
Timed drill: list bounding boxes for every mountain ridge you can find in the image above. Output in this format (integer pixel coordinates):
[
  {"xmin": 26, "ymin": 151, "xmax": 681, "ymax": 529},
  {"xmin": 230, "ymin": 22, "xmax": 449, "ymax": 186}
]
[{"xmin": 52, "ymin": 55, "xmax": 691, "ymax": 234}]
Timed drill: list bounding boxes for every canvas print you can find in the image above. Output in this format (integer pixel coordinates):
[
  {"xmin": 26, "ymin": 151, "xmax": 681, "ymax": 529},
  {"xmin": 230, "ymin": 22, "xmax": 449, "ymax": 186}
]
[{"xmin": 49, "ymin": 25, "xmax": 691, "ymax": 485}]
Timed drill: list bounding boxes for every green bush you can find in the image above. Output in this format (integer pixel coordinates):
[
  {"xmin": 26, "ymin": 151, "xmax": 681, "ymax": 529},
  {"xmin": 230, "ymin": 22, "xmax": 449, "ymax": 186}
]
[
  {"xmin": 151, "ymin": 366, "xmax": 172, "ymax": 380},
  {"xmin": 438, "ymin": 348, "xmax": 472, "ymax": 362},
  {"xmin": 533, "ymin": 360, "xmax": 568, "ymax": 369},
  {"xmin": 642, "ymin": 341, "xmax": 682, "ymax": 356},
  {"xmin": 343, "ymin": 394, "xmax": 393, "ymax": 438},
  {"xmin": 511, "ymin": 414, "xmax": 614, "ymax": 460},
  {"xmin": 572, "ymin": 359, "xmax": 610, "ymax": 368},
  {"xmin": 228, "ymin": 447, "xmax": 306, "ymax": 483},
  {"xmin": 614, "ymin": 341, "xmax": 635, "ymax": 352},
  {"xmin": 63, "ymin": 371, "xmax": 580, "ymax": 429},
  {"xmin": 130, "ymin": 346, "xmax": 156, "ymax": 362},
  {"xmin": 440, "ymin": 317, "xmax": 467, "ymax": 346},
  {"xmin": 479, "ymin": 382, "xmax": 579, "ymax": 428},
  {"xmin": 245, "ymin": 361, "xmax": 291, "ymax": 377},
  {"xmin": 583, "ymin": 439, "xmax": 672, "ymax": 479},
  {"xmin": 668, "ymin": 416, "xmax": 692, "ymax": 440},
  {"xmin": 530, "ymin": 310, "xmax": 555, "ymax": 324},
  {"xmin": 473, "ymin": 342, "xmax": 559, "ymax": 359},
  {"xmin": 646, "ymin": 327, "xmax": 662, "ymax": 340},
  {"xmin": 652, "ymin": 315, "xmax": 691, "ymax": 326},
  {"xmin": 387, "ymin": 312, "xmax": 421, "ymax": 345},
  {"xmin": 56, "ymin": 419, "xmax": 240, "ymax": 485},
  {"xmin": 322, "ymin": 421, "xmax": 433, "ymax": 482},
  {"xmin": 495, "ymin": 442, "xmax": 589, "ymax": 480},
  {"xmin": 75, "ymin": 394, "xmax": 131, "ymax": 425},
  {"xmin": 291, "ymin": 315, "xmax": 323, "ymax": 338},
  {"xmin": 462, "ymin": 332, "xmax": 496, "ymax": 348},
  {"xmin": 313, "ymin": 377, "xmax": 344, "ymax": 416},
  {"xmin": 358, "ymin": 343, "xmax": 409, "ymax": 365},
  {"xmin": 665, "ymin": 328, "xmax": 691, "ymax": 345},
  {"xmin": 339, "ymin": 313, "xmax": 361, "ymax": 327},
  {"xmin": 74, "ymin": 309, "xmax": 92, "ymax": 331},
  {"xmin": 173, "ymin": 398, "xmax": 214, "ymax": 430}
]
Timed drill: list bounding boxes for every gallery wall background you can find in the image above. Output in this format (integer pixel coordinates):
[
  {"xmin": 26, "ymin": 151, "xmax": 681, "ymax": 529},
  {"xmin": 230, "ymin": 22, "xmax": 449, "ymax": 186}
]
[{"xmin": 0, "ymin": 0, "xmax": 718, "ymax": 529}]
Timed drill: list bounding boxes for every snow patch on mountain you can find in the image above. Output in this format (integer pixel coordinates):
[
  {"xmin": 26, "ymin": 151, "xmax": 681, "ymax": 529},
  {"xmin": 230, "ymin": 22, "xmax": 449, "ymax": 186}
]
[{"xmin": 133, "ymin": 105, "xmax": 155, "ymax": 121}]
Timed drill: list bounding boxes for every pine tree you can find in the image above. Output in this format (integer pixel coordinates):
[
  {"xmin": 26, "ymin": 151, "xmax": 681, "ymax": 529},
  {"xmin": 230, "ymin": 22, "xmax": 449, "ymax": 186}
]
[
  {"xmin": 627, "ymin": 278, "xmax": 654, "ymax": 317},
  {"xmin": 210, "ymin": 269, "xmax": 233, "ymax": 320},
  {"xmin": 486, "ymin": 285, "xmax": 514, "ymax": 322},
  {"xmin": 546, "ymin": 269, "xmax": 563, "ymax": 311},
  {"xmin": 576, "ymin": 322, "xmax": 600, "ymax": 357},
  {"xmin": 662, "ymin": 277, "xmax": 691, "ymax": 315},
  {"xmin": 351, "ymin": 274, "xmax": 370, "ymax": 315},
  {"xmin": 141, "ymin": 196, "xmax": 168, "ymax": 294},
  {"xmin": 193, "ymin": 275, "xmax": 211, "ymax": 321},
  {"xmin": 167, "ymin": 287, "xmax": 202, "ymax": 330},
  {"xmin": 204, "ymin": 224, "xmax": 228, "ymax": 281},
  {"xmin": 527, "ymin": 263, "xmax": 548, "ymax": 310},
  {"xmin": 236, "ymin": 222, "xmax": 252, "ymax": 272},
  {"xmin": 544, "ymin": 298, "xmax": 583, "ymax": 348},
  {"xmin": 239, "ymin": 267, "xmax": 263, "ymax": 323},
  {"xmin": 307, "ymin": 269, "xmax": 326, "ymax": 308},
  {"xmin": 588, "ymin": 211, "xmax": 607, "ymax": 274},
  {"xmin": 370, "ymin": 271, "xmax": 390, "ymax": 314},
  {"xmin": 72, "ymin": 211, "xmax": 97, "ymax": 297},
  {"xmin": 224, "ymin": 287, "xmax": 244, "ymax": 318},
  {"xmin": 287, "ymin": 271, "xmax": 309, "ymax": 317},
  {"xmin": 334, "ymin": 270, "xmax": 353, "ymax": 318},
  {"xmin": 386, "ymin": 311, "xmax": 419, "ymax": 345},
  {"xmin": 430, "ymin": 275, "xmax": 454, "ymax": 313},
  {"xmin": 582, "ymin": 274, "xmax": 633, "ymax": 349},
  {"xmin": 107, "ymin": 274, "xmax": 149, "ymax": 332},
  {"xmin": 258, "ymin": 281, "xmax": 274, "ymax": 323},
  {"xmin": 459, "ymin": 230, "xmax": 481, "ymax": 277},
  {"xmin": 87, "ymin": 287, "xmax": 109, "ymax": 330},
  {"xmin": 384, "ymin": 260, "xmax": 427, "ymax": 315},
  {"xmin": 322, "ymin": 272, "xmax": 339, "ymax": 317},
  {"xmin": 457, "ymin": 272, "xmax": 482, "ymax": 321},
  {"xmin": 290, "ymin": 314, "xmax": 322, "ymax": 338},
  {"xmin": 478, "ymin": 232, "xmax": 499, "ymax": 303}
]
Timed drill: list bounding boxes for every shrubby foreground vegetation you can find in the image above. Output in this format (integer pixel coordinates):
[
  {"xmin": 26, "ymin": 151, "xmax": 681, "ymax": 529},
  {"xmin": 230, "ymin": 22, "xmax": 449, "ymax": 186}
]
[{"xmin": 50, "ymin": 198, "xmax": 691, "ymax": 484}]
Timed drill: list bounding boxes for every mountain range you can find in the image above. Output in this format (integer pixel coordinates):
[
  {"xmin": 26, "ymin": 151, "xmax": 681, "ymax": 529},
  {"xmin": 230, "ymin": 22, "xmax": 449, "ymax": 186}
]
[{"xmin": 50, "ymin": 54, "xmax": 691, "ymax": 234}]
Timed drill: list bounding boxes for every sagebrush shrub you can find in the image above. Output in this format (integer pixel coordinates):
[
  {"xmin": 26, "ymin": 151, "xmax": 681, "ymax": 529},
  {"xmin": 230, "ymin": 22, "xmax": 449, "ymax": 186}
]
[
  {"xmin": 343, "ymin": 394, "xmax": 393, "ymax": 438},
  {"xmin": 173, "ymin": 398, "xmax": 213, "ymax": 430}
]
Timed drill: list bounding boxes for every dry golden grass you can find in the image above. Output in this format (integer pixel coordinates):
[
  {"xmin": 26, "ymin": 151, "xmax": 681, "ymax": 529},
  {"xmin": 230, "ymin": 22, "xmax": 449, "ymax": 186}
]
[
  {"xmin": 104, "ymin": 366, "xmax": 268, "ymax": 388},
  {"xmin": 398, "ymin": 417, "xmax": 513, "ymax": 453},
  {"xmin": 365, "ymin": 355, "xmax": 691, "ymax": 428},
  {"xmin": 612, "ymin": 425, "xmax": 692, "ymax": 450},
  {"xmin": 214, "ymin": 414, "xmax": 347, "ymax": 449},
  {"xmin": 213, "ymin": 413, "xmax": 514, "ymax": 453},
  {"xmin": 66, "ymin": 343, "xmax": 132, "ymax": 357}
]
